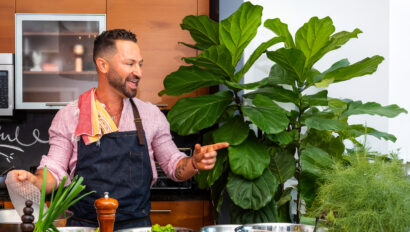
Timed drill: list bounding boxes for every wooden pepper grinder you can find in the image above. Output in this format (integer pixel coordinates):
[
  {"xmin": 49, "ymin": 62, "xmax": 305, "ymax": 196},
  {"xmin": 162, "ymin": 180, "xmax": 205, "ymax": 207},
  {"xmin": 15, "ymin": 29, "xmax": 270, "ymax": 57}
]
[
  {"xmin": 21, "ymin": 200, "xmax": 35, "ymax": 232},
  {"xmin": 94, "ymin": 192, "xmax": 118, "ymax": 232}
]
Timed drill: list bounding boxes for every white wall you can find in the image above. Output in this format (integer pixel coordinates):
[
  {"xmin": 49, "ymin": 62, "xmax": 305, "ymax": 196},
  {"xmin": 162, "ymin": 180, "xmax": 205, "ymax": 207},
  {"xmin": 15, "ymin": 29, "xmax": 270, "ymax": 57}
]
[
  {"xmin": 388, "ymin": 0, "xmax": 410, "ymax": 162},
  {"xmin": 242, "ymin": 0, "xmax": 409, "ymax": 161}
]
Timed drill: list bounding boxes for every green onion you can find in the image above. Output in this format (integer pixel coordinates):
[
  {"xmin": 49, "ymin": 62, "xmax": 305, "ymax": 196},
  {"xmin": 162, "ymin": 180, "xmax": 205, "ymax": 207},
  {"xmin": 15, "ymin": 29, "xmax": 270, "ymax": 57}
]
[{"xmin": 34, "ymin": 166, "xmax": 96, "ymax": 232}]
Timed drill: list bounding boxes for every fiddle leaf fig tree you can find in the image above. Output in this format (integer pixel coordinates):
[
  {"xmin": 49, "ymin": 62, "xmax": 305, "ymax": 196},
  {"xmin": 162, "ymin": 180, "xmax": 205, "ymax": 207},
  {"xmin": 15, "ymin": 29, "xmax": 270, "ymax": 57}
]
[{"xmin": 159, "ymin": 2, "xmax": 407, "ymax": 224}]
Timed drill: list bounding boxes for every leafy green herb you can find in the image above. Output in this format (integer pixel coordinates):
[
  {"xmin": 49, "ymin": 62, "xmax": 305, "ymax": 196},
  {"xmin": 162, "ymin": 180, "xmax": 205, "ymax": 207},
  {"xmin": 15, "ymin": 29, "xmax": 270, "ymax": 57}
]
[
  {"xmin": 34, "ymin": 165, "xmax": 96, "ymax": 232},
  {"xmin": 311, "ymin": 156, "xmax": 410, "ymax": 232},
  {"xmin": 151, "ymin": 224, "xmax": 175, "ymax": 232}
]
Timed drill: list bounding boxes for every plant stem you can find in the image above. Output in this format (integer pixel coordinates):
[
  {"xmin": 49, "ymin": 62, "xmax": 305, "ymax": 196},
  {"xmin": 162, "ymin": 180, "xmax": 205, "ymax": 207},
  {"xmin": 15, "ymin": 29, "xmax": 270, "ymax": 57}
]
[
  {"xmin": 295, "ymin": 104, "xmax": 303, "ymax": 224},
  {"xmin": 234, "ymin": 91, "xmax": 244, "ymax": 119}
]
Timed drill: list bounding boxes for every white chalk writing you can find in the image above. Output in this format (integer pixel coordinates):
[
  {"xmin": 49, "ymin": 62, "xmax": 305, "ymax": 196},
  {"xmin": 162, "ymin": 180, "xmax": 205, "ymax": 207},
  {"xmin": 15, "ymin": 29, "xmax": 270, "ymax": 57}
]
[{"xmin": 0, "ymin": 126, "xmax": 48, "ymax": 163}]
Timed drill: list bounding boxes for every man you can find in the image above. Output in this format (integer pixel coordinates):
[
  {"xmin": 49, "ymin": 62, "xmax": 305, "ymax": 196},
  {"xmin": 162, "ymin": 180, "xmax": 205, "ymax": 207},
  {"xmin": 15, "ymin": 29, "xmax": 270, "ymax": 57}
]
[{"xmin": 12, "ymin": 29, "xmax": 229, "ymax": 230}]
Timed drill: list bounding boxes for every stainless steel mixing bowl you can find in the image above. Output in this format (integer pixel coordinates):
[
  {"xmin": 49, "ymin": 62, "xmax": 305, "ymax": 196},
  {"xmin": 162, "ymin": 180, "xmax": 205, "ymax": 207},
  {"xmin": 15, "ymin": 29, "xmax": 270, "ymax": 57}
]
[
  {"xmin": 200, "ymin": 224, "xmax": 242, "ymax": 232},
  {"xmin": 235, "ymin": 223, "xmax": 327, "ymax": 232}
]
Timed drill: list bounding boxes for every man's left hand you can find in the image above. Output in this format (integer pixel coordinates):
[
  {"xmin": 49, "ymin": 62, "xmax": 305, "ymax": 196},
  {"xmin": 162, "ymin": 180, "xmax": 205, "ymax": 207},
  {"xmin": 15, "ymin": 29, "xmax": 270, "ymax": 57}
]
[{"xmin": 192, "ymin": 142, "xmax": 229, "ymax": 170}]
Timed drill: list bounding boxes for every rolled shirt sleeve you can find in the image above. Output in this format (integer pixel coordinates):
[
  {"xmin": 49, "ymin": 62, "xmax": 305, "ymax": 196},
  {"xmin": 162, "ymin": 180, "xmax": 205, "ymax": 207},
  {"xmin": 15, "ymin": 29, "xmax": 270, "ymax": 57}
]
[{"xmin": 149, "ymin": 106, "xmax": 188, "ymax": 182}]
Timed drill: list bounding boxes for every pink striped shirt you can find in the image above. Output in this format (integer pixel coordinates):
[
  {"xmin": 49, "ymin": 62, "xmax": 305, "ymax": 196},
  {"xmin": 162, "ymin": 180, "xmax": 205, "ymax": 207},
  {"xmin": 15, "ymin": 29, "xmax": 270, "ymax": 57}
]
[{"xmin": 38, "ymin": 98, "xmax": 187, "ymax": 186}]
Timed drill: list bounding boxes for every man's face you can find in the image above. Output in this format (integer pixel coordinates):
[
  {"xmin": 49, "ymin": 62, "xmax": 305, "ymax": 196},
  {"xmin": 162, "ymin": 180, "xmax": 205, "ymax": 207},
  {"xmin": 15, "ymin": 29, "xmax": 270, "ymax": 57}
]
[{"xmin": 106, "ymin": 40, "xmax": 143, "ymax": 98}]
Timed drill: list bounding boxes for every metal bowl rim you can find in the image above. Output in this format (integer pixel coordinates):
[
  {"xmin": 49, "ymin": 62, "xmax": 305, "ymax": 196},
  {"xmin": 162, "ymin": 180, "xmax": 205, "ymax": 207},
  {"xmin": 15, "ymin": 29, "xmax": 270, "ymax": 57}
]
[
  {"xmin": 240, "ymin": 223, "xmax": 315, "ymax": 228},
  {"xmin": 115, "ymin": 226, "xmax": 195, "ymax": 232}
]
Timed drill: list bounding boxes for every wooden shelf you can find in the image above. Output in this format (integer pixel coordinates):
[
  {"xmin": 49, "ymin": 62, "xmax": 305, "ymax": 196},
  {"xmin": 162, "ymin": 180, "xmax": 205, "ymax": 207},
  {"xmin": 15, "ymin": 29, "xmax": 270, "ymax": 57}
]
[
  {"xmin": 23, "ymin": 32, "xmax": 98, "ymax": 37},
  {"xmin": 24, "ymin": 70, "xmax": 97, "ymax": 75}
]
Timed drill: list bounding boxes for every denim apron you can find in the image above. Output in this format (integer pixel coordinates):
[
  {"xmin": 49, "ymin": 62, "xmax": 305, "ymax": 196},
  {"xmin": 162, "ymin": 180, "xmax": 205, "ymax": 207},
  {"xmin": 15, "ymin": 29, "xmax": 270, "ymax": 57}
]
[{"xmin": 68, "ymin": 99, "xmax": 153, "ymax": 230}]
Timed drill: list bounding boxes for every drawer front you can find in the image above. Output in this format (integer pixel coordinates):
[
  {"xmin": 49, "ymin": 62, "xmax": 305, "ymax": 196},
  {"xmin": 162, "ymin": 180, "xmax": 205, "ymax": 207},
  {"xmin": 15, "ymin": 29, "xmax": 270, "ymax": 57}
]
[{"xmin": 150, "ymin": 200, "xmax": 212, "ymax": 232}]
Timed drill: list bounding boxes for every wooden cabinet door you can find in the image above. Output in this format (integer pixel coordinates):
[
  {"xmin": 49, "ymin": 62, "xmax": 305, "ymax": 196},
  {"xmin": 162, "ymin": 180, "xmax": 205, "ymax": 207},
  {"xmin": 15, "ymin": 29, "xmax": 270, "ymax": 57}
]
[
  {"xmin": 2, "ymin": 200, "xmax": 14, "ymax": 209},
  {"xmin": 151, "ymin": 200, "xmax": 213, "ymax": 232},
  {"xmin": 16, "ymin": 0, "xmax": 106, "ymax": 13},
  {"xmin": 107, "ymin": 0, "xmax": 210, "ymax": 109},
  {"xmin": 0, "ymin": 0, "xmax": 15, "ymax": 53}
]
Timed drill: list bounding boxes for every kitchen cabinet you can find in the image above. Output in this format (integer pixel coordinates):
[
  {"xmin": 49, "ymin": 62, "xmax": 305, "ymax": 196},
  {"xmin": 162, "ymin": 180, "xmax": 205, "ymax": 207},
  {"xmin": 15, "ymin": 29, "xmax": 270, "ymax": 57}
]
[
  {"xmin": 107, "ymin": 0, "xmax": 210, "ymax": 109},
  {"xmin": 16, "ymin": 0, "xmax": 106, "ymax": 14},
  {"xmin": 15, "ymin": 14, "xmax": 106, "ymax": 109},
  {"xmin": 2, "ymin": 200, "xmax": 13, "ymax": 209},
  {"xmin": 150, "ymin": 200, "xmax": 213, "ymax": 231},
  {"xmin": 0, "ymin": 0, "xmax": 15, "ymax": 53}
]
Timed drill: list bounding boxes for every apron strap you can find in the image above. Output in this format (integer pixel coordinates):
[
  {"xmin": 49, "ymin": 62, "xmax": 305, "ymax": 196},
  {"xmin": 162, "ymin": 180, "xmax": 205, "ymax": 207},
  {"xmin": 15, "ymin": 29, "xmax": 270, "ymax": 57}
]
[{"xmin": 129, "ymin": 98, "xmax": 145, "ymax": 146}]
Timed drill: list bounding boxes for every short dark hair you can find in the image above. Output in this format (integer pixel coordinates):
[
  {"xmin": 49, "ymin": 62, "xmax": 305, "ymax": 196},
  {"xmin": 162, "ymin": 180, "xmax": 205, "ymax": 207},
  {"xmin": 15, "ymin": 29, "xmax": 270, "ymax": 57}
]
[{"xmin": 93, "ymin": 29, "xmax": 137, "ymax": 63}]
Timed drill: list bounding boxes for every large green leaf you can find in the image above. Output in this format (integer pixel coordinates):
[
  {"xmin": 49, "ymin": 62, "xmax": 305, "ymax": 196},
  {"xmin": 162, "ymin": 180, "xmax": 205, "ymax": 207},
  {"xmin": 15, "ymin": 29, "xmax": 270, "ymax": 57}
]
[
  {"xmin": 213, "ymin": 116, "xmax": 249, "ymax": 146},
  {"xmin": 228, "ymin": 131, "xmax": 270, "ymax": 180},
  {"xmin": 326, "ymin": 136, "xmax": 345, "ymax": 159},
  {"xmin": 234, "ymin": 37, "xmax": 284, "ymax": 82},
  {"xmin": 244, "ymin": 85, "xmax": 299, "ymax": 104},
  {"xmin": 210, "ymin": 166, "xmax": 229, "ymax": 217},
  {"xmin": 159, "ymin": 66, "xmax": 224, "ymax": 96},
  {"xmin": 268, "ymin": 64, "xmax": 296, "ymax": 85},
  {"xmin": 227, "ymin": 169, "xmax": 277, "ymax": 210},
  {"xmin": 230, "ymin": 200, "xmax": 279, "ymax": 224},
  {"xmin": 315, "ymin": 56, "xmax": 384, "ymax": 87},
  {"xmin": 179, "ymin": 42, "xmax": 204, "ymax": 51},
  {"xmin": 300, "ymin": 174, "xmax": 317, "ymax": 209},
  {"xmin": 181, "ymin": 57, "xmax": 198, "ymax": 65},
  {"xmin": 267, "ymin": 130, "xmax": 297, "ymax": 146},
  {"xmin": 328, "ymin": 98, "xmax": 348, "ymax": 116},
  {"xmin": 342, "ymin": 101, "xmax": 408, "ymax": 118},
  {"xmin": 305, "ymin": 69, "xmax": 321, "ymax": 86},
  {"xmin": 207, "ymin": 150, "xmax": 228, "ymax": 186},
  {"xmin": 219, "ymin": 2, "xmax": 263, "ymax": 66},
  {"xmin": 242, "ymin": 95, "xmax": 289, "ymax": 134},
  {"xmin": 181, "ymin": 15, "xmax": 219, "ymax": 50},
  {"xmin": 303, "ymin": 129, "xmax": 345, "ymax": 159},
  {"xmin": 194, "ymin": 169, "xmax": 211, "ymax": 189},
  {"xmin": 195, "ymin": 45, "xmax": 235, "ymax": 79},
  {"xmin": 264, "ymin": 18, "xmax": 295, "ymax": 48},
  {"xmin": 309, "ymin": 28, "xmax": 362, "ymax": 68},
  {"xmin": 305, "ymin": 116, "xmax": 347, "ymax": 131},
  {"xmin": 277, "ymin": 188, "xmax": 292, "ymax": 208},
  {"xmin": 167, "ymin": 91, "xmax": 234, "ymax": 135},
  {"xmin": 313, "ymin": 59, "xmax": 350, "ymax": 83},
  {"xmin": 270, "ymin": 150, "xmax": 296, "ymax": 184},
  {"xmin": 217, "ymin": 105, "xmax": 237, "ymax": 123},
  {"xmin": 301, "ymin": 144, "xmax": 334, "ymax": 178},
  {"xmin": 266, "ymin": 48, "xmax": 306, "ymax": 82},
  {"xmin": 295, "ymin": 17, "xmax": 335, "ymax": 69},
  {"xmin": 347, "ymin": 124, "xmax": 397, "ymax": 142},
  {"xmin": 302, "ymin": 90, "xmax": 328, "ymax": 107},
  {"xmin": 224, "ymin": 77, "xmax": 271, "ymax": 90}
]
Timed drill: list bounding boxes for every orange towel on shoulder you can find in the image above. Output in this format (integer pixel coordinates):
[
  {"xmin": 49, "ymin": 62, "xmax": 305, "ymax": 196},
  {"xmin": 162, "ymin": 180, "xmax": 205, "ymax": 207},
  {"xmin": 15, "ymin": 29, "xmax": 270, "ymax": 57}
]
[{"xmin": 74, "ymin": 88, "xmax": 118, "ymax": 145}]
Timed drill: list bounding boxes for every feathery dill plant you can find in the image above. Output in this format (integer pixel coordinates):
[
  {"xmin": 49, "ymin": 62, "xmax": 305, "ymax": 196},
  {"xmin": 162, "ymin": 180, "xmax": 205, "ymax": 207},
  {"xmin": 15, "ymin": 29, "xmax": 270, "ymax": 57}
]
[{"xmin": 311, "ymin": 153, "xmax": 410, "ymax": 232}]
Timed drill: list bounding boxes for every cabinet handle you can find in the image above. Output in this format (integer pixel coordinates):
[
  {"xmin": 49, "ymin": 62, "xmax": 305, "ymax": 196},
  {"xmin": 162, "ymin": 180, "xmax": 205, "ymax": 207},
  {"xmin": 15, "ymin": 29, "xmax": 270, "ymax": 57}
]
[
  {"xmin": 155, "ymin": 104, "xmax": 168, "ymax": 108},
  {"xmin": 46, "ymin": 102, "xmax": 69, "ymax": 106},
  {"xmin": 150, "ymin": 209, "xmax": 172, "ymax": 213}
]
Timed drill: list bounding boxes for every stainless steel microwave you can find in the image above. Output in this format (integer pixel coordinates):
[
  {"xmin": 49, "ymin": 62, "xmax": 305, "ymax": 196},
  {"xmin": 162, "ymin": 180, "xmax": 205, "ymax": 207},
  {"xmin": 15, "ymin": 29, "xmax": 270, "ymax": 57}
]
[{"xmin": 0, "ymin": 53, "xmax": 13, "ymax": 116}]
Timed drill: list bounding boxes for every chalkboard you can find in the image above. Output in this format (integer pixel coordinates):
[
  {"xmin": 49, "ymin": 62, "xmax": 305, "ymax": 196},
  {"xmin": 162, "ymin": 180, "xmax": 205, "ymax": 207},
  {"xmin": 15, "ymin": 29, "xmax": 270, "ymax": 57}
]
[{"xmin": 0, "ymin": 111, "xmax": 56, "ymax": 173}]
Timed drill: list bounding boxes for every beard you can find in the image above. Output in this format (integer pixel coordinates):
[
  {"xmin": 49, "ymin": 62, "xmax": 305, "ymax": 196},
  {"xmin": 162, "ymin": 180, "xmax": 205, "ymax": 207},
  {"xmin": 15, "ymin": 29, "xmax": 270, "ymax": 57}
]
[{"xmin": 107, "ymin": 68, "xmax": 138, "ymax": 98}]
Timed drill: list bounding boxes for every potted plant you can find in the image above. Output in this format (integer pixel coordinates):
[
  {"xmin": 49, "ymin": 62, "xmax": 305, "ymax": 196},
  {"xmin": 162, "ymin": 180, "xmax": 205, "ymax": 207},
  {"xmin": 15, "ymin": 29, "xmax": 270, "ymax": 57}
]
[
  {"xmin": 159, "ymin": 1, "xmax": 407, "ymax": 224},
  {"xmin": 310, "ymin": 151, "xmax": 410, "ymax": 231}
]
